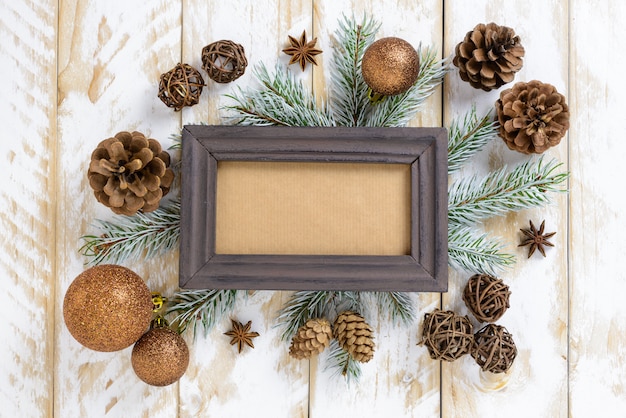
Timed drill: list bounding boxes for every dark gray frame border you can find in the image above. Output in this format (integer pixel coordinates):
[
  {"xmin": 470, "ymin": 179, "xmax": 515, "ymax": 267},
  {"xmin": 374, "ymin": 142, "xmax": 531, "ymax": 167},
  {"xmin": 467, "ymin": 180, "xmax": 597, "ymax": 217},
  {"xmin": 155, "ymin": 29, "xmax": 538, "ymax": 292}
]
[{"xmin": 180, "ymin": 125, "xmax": 448, "ymax": 292}]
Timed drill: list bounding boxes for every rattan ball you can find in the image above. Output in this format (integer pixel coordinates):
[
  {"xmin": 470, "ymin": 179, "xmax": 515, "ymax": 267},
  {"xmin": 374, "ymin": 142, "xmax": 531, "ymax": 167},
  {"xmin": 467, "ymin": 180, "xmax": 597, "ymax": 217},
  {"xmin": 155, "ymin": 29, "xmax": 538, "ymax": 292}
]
[
  {"xmin": 158, "ymin": 63, "xmax": 205, "ymax": 111},
  {"xmin": 471, "ymin": 324, "xmax": 517, "ymax": 373},
  {"xmin": 462, "ymin": 274, "xmax": 511, "ymax": 323},
  {"xmin": 201, "ymin": 40, "xmax": 248, "ymax": 83},
  {"xmin": 419, "ymin": 309, "xmax": 474, "ymax": 361}
]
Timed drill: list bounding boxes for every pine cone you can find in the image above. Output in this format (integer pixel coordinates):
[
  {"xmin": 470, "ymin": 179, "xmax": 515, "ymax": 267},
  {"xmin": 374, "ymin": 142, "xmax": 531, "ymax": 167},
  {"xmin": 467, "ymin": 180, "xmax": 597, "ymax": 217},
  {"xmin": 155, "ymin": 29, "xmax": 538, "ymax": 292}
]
[
  {"xmin": 495, "ymin": 80, "xmax": 570, "ymax": 154},
  {"xmin": 88, "ymin": 131, "xmax": 175, "ymax": 216},
  {"xmin": 453, "ymin": 22, "xmax": 524, "ymax": 91},
  {"xmin": 289, "ymin": 318, "xmax": 332, "ymax": 359},
  {"xmin": 333, "ymin": 311, "xmax": 375, "ymax": 363}
]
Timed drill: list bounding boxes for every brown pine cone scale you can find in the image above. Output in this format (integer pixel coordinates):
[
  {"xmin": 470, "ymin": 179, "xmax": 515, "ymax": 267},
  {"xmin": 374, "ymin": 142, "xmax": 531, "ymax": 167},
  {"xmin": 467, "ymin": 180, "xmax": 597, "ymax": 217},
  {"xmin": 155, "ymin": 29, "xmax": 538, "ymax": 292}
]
[
  {"xmin": 333, "ymin": 311, "xmax": 375, "ymax": 363},
  {"xmin": 289, "ymin": 318, "xmax": 332, "ymax": 359}
]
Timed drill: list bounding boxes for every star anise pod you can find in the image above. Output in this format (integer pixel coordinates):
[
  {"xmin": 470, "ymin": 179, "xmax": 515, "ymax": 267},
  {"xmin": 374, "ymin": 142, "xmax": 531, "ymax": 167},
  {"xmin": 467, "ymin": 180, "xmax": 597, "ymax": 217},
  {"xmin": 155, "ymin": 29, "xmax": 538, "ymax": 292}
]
[
  {"xmin": 224, "ymin": 319, "xmax": 260, "ymax": 353},
  {"xmin": 282, "ymin": 30, "xmax": 322, "ymax": 71},
  {"xmin": 518, "ymin": 220, "xmax": 555, "ymax": 258}
]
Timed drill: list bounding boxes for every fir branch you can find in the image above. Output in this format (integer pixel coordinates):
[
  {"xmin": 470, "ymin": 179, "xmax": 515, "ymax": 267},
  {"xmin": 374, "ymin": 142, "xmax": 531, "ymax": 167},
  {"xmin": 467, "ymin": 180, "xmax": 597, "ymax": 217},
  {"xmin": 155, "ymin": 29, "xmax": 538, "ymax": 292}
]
[
  {"xmin": 368, "ymin": 291, "xmax": 415, "ymax": 325},
  {"xmin": 276, "ymin": 291, "xmax": 363, "ymax": 341},
  {"xmin": 79, "ymin": 199, "xmax": 181, "ymax": 266},
  {"xmin": 223, "ymin": 63, "xmax": 335, "ymax": 127},
  {"xmin": 330, "ymin": 14, "xmax": 380, "ymax": 126},
  {"xmin": 448, "ymin": 157, "xmax": 569, "ymax": 226},
  {"xmin": 324, "ymin": 339, "xmax": 362, "ymax": 384},
  {"xmin": 364, "ymin": 46, "xmax": 449, "ymax": 127},
  {"xmin": 448, "ymin": 224, "xmax": 515, "ymax": 275},
  {"xmin": 166, "ymin": 289, "xmax": 240, "ymax": 336},
  {"xmin": 447, "ymin": 105, "xmax": 498, "ymax": 175}
]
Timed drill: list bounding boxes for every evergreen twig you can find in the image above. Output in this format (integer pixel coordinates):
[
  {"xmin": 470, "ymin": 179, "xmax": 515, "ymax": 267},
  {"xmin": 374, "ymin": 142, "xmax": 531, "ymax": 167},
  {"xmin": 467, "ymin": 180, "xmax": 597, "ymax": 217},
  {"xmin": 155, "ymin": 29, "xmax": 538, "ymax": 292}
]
[
  {"xmin": 166, "ymin": 289, "xmax": 240, "ymax": 336},
  {"xmin": 330, "ymin": 14, "xmax": 380, "ymax": 126},
  {"xmin": 224, "ymin": 63, "xmax": 335, "ymax": 127},
  {"xmin": 80, "ymin": 199, "xmax": 181, "ymax": 266},
  {"xmin": 447, "ymin": 105, "xmax": 498, "ymax": 175},
  {"xmin": 448, "ymin": 157, "xmax": 569, "ymax": 226},
  {"xmin": 448, "ymin": 224, "xmax": 515, "ymax": 275},
  {"xmin": 369, "ymin": 291, "xmax": 415, "ymax": 325},
  {"xmin": 324, "ymin": 339, "xmax": 362, "ymax": 384}
]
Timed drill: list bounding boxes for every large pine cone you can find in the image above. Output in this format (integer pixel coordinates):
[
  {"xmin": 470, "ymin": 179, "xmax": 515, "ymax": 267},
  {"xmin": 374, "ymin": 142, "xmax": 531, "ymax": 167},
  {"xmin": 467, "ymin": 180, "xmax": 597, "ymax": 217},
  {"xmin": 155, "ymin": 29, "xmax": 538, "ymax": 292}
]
[
  {"xmin": 453, "ymin": 22, "xmax": 524, "ymax": 91},
  {"xmin": 495, "ymin": 80, "xmax": 570, "ymax": 154},
  {"xmin": 289, "ymin": 318, "xmax": 332, "ymax": 359},
  {"xmin": 88, "ymin": 131, "xmax": 175, "ymax": 216},
  {"xmin": 333, "ymin": 311, "xmax": 375, "ymax": 363}
]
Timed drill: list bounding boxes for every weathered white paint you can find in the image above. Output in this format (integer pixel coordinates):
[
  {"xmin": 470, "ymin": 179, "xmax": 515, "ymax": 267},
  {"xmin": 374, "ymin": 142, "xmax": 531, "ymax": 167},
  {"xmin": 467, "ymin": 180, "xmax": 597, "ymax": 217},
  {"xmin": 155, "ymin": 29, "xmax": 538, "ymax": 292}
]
[{"xmin": 1, "ymin": 0, "xmax": 625, "ymax": 417}]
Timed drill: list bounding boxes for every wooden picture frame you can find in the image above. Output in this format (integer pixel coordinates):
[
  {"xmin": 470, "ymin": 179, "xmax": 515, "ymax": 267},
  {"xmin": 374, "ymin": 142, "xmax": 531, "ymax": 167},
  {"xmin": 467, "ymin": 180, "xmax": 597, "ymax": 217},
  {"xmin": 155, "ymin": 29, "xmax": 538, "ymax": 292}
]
[{"xmin": 179, "ymin": 125, "xmax": 448, "ymax": 292}]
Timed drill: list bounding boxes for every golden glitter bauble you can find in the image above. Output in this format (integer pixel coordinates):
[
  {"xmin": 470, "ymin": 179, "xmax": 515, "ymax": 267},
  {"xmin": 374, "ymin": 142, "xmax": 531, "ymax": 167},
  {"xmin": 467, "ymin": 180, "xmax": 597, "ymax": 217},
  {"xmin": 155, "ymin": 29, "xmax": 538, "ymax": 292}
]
[
  {"xmin": 63, "ymin": 265, "xmax": 153, "ymax": 352},
  {"xmin": 361, "ymin": 37, "xmax": 420, "ymax": 97},
  {"xmin": 131, "ymin": 327, "xmax": 190, "ymax": 386}
]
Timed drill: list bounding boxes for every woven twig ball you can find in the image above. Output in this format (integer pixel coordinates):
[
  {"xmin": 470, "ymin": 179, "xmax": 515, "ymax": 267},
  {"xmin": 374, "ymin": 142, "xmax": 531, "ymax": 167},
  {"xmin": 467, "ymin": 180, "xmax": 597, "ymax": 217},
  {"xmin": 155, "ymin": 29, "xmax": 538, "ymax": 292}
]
[
  {"xmin": 471, "ymin": 324, "xmax": 517, "ymax": 373},
  {"xmin": 462, "ymin": 274, "xmax": 511, "ymax": 323},
  {"xmin": 201, "ymin": 40, "xmax": 248, "ymax": 83},
  {"xmin": 158, "ymin": 63, "xmax": 205, "ymax": 111},
  {"xmin": 419, "ymin": 309, "xmax": 473, "ymax": 361}
]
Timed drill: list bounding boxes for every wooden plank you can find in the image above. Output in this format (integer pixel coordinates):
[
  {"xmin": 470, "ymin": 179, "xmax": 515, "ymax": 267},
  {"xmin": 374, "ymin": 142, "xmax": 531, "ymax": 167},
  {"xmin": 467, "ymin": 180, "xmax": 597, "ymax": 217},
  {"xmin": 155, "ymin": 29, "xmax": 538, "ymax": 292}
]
[
  {"xmin": 442, "ymin": 1, "xmax": 569, "ymax": 417},
  {"xmin": 309, "ymin": 2, "xmax": 443, "ymax": 417},
  {"xmin": 55, "ymin": 0, "xmax": 182, "ymax": 415},
  {"xmin": 568, "ymin": 0, "xmax": 626, "ymax": 415},
  {"xmin": 0, "ymin": 1, "xmax": 57, "ymax": 417},
  {"xmin": 179, "ymin": 1, "xmax": 312, "ymax": 417}
]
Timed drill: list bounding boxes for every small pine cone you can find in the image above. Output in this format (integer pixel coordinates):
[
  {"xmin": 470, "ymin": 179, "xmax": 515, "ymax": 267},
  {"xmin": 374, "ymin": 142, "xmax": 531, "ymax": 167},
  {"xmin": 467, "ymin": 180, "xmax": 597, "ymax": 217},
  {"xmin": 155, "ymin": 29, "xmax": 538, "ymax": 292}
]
[
  {"xmin": 88, "ymin": 131, "xmax": 175, "ymax": 216},
  {"xmin": 289, "ymin": 318, "xmax": 332, "ymax": 360},
  {"xmin": 333, "ymin": 311, "xmax": 375, "ymax": 363},
  {"xmin": 495, "ymin": 80, "xmax": 570, "ymax": 154},
  {"xmin": 453, "ymin": 22, "xmax": 524, "ymax": 91}
]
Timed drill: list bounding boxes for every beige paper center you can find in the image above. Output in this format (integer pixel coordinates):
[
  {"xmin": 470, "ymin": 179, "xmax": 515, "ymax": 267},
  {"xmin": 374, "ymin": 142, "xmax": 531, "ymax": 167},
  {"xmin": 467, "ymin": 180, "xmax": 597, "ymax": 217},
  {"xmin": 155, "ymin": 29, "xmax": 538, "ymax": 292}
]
[{"xmin": 215, "ymin": 161, "xmax": 411, "ymax": 255}]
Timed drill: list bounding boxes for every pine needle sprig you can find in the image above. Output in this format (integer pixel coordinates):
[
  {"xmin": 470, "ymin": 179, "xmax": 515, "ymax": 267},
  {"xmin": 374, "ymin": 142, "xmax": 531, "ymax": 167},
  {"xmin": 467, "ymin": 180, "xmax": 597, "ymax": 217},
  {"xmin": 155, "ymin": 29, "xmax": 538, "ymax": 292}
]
[
  {"xmin": 448, "ymin": 224, "xmax": 515, "ymax": 275},
  {"xmin": 166, "ymin": 289, "xmax": 240, "ymax": 336},
  {"xmin": 447, "ymin": 105, "xmax": 498, "ymax": 175},
  {"xmin": 79, "ymin": 199, "xmax": 181, "ymax": 266},
  {"xmin": 224, "ymin": 63, "xmax": 335, "ymax": 127},
  {"xmin": 448, "ymin": 157, "xmax": 569, "ymax": 226},
  {"xmin": 364, "ymin": 46, "xmax": 449, "ymax": 127},
  {"xmin": 330, "ymin": 14, "xmax": 380, "ymax": 126},
  {"xmin": 324, "ymin": 339, "xmax": 362, "ymax": 384},
  {"xmin": 276, "ymin": 291, "xmax": 364, "ymax": 341},
  {"xmin": 368, "ymin": 291, "xmax": 415, "ymax": 325}
]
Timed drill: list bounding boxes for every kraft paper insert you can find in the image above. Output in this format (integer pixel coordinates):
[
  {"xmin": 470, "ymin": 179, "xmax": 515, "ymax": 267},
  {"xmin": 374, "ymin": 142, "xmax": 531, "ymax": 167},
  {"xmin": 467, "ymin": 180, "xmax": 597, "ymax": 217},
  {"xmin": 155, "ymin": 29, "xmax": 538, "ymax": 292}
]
[{"xmin": 215, "ymin": 161, "xmax": 411, "ymax": 255}]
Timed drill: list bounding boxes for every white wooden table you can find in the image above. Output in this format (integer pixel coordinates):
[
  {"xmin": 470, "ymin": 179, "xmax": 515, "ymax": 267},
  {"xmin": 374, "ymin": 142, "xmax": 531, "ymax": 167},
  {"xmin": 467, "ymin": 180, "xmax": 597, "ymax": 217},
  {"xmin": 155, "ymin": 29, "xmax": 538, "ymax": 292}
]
[{"xmin": 2, "ymin": 0, "xmax": 625, "ymax": 416}]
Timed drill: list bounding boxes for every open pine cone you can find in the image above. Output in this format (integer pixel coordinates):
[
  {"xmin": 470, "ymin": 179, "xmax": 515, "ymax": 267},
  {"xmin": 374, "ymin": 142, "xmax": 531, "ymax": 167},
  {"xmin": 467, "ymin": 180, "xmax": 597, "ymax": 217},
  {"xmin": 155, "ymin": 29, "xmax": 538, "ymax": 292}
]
[
  {"xmin": 453, "ymin": 22, "xmax": 524, "ymax": 91},
  {"xmin": 289, "ymin": 318, "xmax": 332, "ymax": 359},
  {"xmin": 333, "ymin": 311, "xmax": 375, "ymax": 363},
  {"xmin": 495, "ymin": 80, "xmax": 570, "ymax": 154},
  {"xmin": 88, "ymin": 131, "xmax": 175, "ymax": 216}
]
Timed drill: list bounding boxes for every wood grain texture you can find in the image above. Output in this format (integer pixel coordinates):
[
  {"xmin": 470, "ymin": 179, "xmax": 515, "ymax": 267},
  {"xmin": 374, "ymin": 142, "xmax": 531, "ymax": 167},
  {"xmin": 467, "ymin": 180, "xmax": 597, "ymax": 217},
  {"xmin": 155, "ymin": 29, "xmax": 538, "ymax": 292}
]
[
  {"xmin": 442, "ymin": 1, "xmax": 569, "ymax": 417},
  {"xmin": 179, "ymin": 1, "xmax": 311, "ymax": 417},
  {"xmin": 309, "ymin": 1, "xmax": 443, "ymax": 417},
  {"xmin": 0, "ymin": 1, "xmax": 57, "ymax": 417},
  {"xmin": 55, "ymin": 0, "xmax": 181, "ymax": 416},
  {"xmin": 569, "ymin": 0, "xmax": 626, "ymax": 416}
]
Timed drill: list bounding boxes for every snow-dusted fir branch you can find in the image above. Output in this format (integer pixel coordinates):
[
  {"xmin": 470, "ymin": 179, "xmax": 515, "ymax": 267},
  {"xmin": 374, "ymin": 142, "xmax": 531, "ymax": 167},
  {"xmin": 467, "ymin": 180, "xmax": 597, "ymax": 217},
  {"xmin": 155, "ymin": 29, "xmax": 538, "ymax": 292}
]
[
  {"xmin": 448, "ymin": 224, "xmax": 515, "ymax": 275},
  {"xmin": 447, "ymin": 105, "xmax": 498, "ymax": 175},
  {"xmin": 330, "ymin": 14, "xmax": 380, "ymax": 126},
  {"xmin": 224, "ymin": 63, "xmax": 335, "ymax": 127},
  {"xmin": 166, "ymin": 289, "xmax": 240, "ymax": 336},
  {"xmin": 448, "ymin": 157, "xmax": 569, "ymax": 226},
  {"xmin": 80, "ymin": 199, "xmax": 181, "ymax": 266},
  {"xmin": 276, "ymin": 291, "xmax": 363, "ymax": 341},
  {"xmin": 364, "ymin": 46, "xmax": 449, "ymax": 127},
  {"xmin": 324, "ymin": 339, "xmax": 362, "ymax": 384},
  {"xmin": 370, "ymin": 291, "xmax": 415, "ymax": 325}
]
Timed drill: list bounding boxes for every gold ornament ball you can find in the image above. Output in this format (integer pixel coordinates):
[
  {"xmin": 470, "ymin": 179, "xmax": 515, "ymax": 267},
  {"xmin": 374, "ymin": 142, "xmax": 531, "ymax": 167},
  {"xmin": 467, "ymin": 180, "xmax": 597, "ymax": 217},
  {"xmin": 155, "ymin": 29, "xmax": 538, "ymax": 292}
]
[
  {"xmin": 63, "ymin": 265, "xmax": 153, "ymax": 352},
  {"xmin": 131, "ymin": 327, "xmax": 190, "ymax": 386},
  {"xmin": 362, "ymin": 37, "xmax": 420, "ymax": 96}
]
